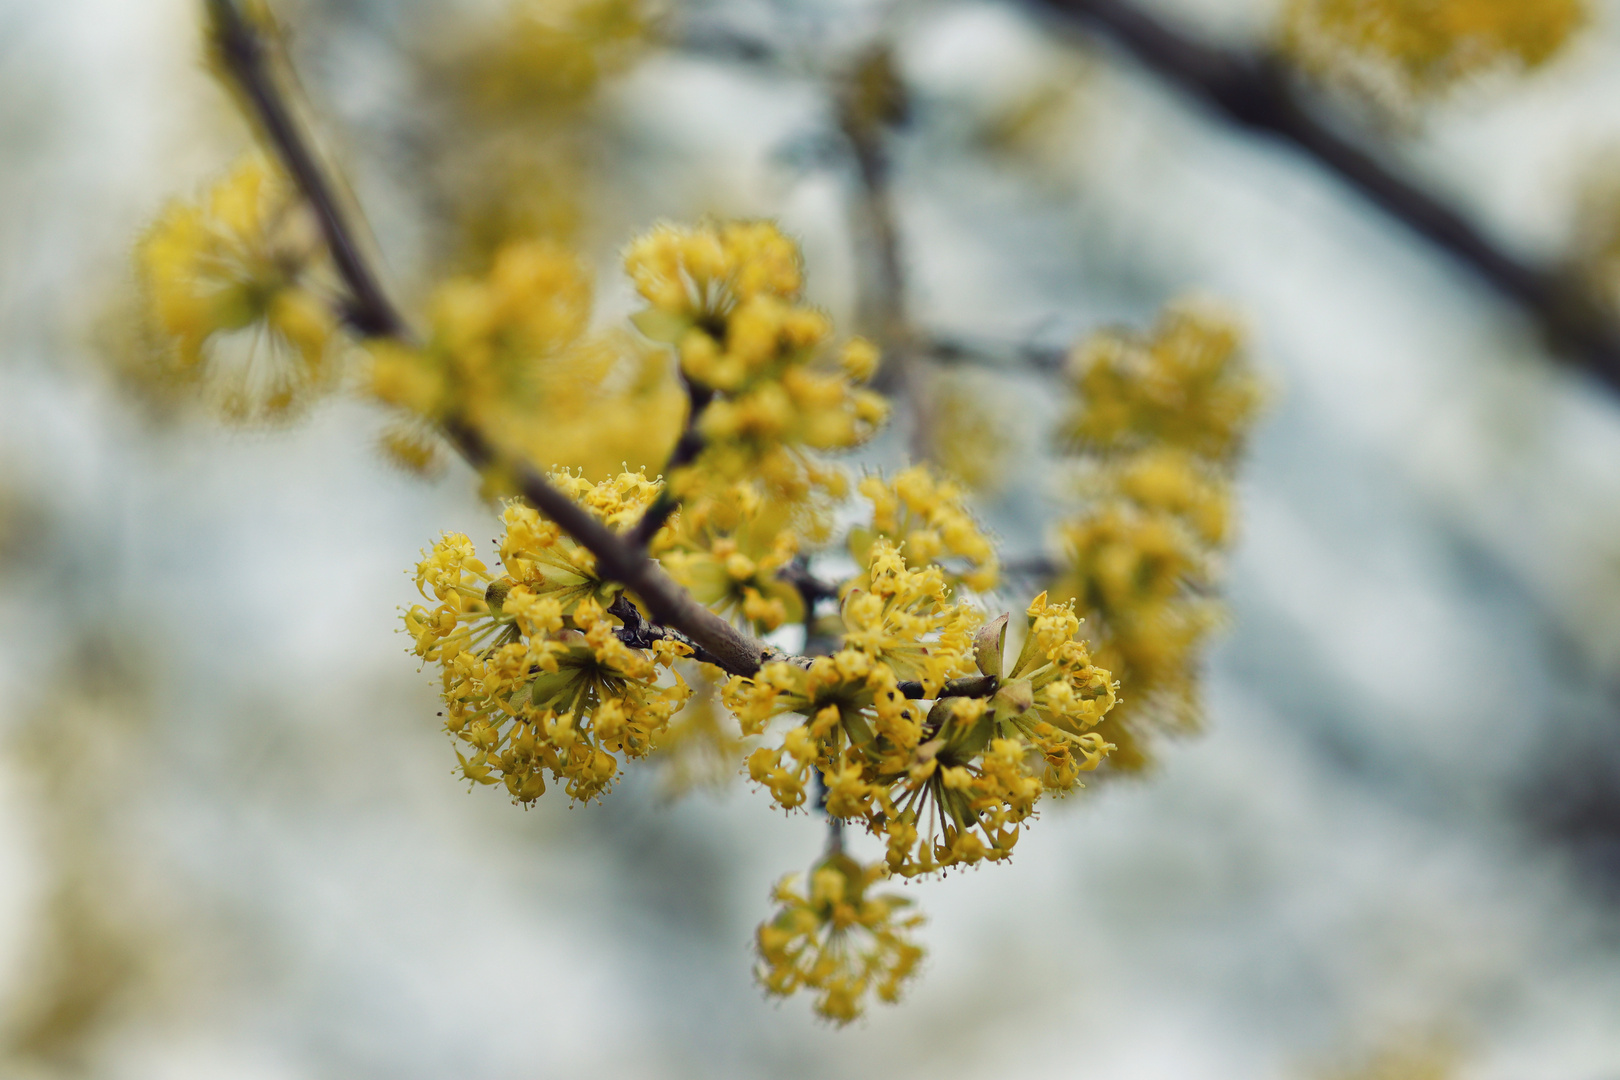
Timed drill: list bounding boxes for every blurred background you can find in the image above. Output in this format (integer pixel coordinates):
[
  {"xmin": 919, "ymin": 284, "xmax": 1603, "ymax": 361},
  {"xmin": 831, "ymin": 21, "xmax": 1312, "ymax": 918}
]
[{"xmin": 3, "ymin": 0, "xmax": 1620, "ymax": 1076}]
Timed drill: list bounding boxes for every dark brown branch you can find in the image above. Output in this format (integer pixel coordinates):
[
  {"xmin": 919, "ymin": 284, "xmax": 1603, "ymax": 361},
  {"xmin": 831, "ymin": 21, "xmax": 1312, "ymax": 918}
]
[
  {"xmin": 1000, "ymin": 555, "xmax": 1062, "ymax": 582},
  {"xmin": 606, "ymin": 594, "xmax": 726, "ymax": 668},
  {"xmin": 897, "ymin": 674, "xmax": 999, "ymax": 700},
  {"xmin": 624, "ymin": 380, "xmax": 712, "ymax": 549},
  {"xmin": 1031, "ymin": 0, "xmax": 1620, "ymax": 389},
  {"xmin": 778, "ymin": 558, "xmax": 842, "ymax": 609},
  {"xmin": 206, "ymin": 0, "xmax": 408, "ymax": 340},
  {"xmin": 441, "ymin": 426, "xmax": 778, "ymax": 677},
  {"xmin": 208, "ymin": 0, "xmax": 780, "ymax": 679}
]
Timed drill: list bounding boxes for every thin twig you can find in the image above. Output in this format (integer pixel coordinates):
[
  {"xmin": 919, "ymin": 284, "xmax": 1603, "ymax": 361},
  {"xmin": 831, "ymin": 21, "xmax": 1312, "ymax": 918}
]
[
  {"xmin": 625, "ymin": 380, "xmax": 713, "ymax": 549},
  {"xmin": 897, "ymin": 674, "xmax": 999, "ymax": 700},
  {"xmin": 924, "ymin": 334, "xmax": 1068, "ymax": 374},
  {"xmin": 208, "ymin": 0, "xmax": 780, "ymax": 679},
  {"xmin": 1031, "ymin": 0, "xmax": 1620, "ymax": 388},
  {"xmin": 778, "ymin": 557, "xmax": 842, "ymax": 610},
  {"xmin": 207, "ymin": 0, "xmax": 408, "ymax": 340}
]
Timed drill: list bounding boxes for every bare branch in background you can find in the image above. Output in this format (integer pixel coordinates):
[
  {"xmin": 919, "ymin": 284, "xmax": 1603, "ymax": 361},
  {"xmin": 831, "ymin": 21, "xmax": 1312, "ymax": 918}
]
[{"xmin": 1029, "ymin": 0, "xmax": 1620, "ymax": 391}]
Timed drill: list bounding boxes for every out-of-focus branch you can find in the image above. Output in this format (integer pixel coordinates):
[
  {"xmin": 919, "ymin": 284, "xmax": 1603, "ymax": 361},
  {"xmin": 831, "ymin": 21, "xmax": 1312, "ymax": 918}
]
[
  {"xmin": 925, "ymin": 333, "xmax": 1068, "ymax": 374},
  {"xmin": 208, "ymin": 0, "xmax": 781, "ymax": 679},
  {"xmin": 838, "ymin": 46, "xmax": 926, "ymax": 411},
  {"xmin": 1030, "ymin": 0, "xmax": 1620, "ymax": 389},
  {"xmin": 207, "ymin": 0, "xmax": 408, "ymax": 340},
  {"xmin": 778, "ymin": 557, "xmax": 842, "ymax": 609}
]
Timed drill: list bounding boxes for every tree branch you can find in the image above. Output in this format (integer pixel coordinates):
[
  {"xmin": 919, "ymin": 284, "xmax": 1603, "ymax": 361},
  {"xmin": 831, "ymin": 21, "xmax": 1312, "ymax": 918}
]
[
  {"xmin": 208, "ymin": 0, "xmax": 780, "ymax": 679},
  {"xmin": 1029, "ymin": 0, "xmax": 1620, "ymax": 389},
  {"xmin": 207, "ymin": 0, "xmax": 408, "ymax": 340},
  {"xmin": 624, "ymin": 379, "xmax": 712, "ymax": 549},
  {"xmin": 897, "ymin": 675, "xmax": 999, "ymax": 700}
]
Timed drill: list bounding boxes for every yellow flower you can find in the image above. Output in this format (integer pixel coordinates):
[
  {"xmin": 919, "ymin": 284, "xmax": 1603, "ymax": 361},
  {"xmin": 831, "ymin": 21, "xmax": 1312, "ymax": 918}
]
[
  {"xmin": 848, "ymin": 465, "xmax": 999, "ymax": 593},
  {"xmin": 497, "ymin": 471, "xmax": 663, "ymax": 618},
  {"xmin": 1283, "ymin": 0, "xmax": 1585, "ymax": 103},
  {"xmin": 724, "ymin": 543, "xmax": 1110, "ymax": 877},
  {"xmin": 404, "ymin": 472, "xmax": 693, "ymax": 804},
  {"xmin": 725, "ymin": 541, "xmax": 980, "ymax": 818},
  {"xmin": 368, "ymin": 239, "xmax": 683, "ymax": 480},
  {"xmin": 652, "ymin": 481, "xmax": 804, "ymax": 633},
  {"xmin": 839, "ymin": 540, "xmax": 980, "ymax": 695},
  {"xmin": 1063, "ymin": 301, "xmax": 1259, "ymax": 462},
  {"xmin": 625, "ymin": 221, "xmax": 886, "ymax": 511},
  {"xmin": 442, "ymin": 0, "xmax": 648, "ymax": 117},
  {"xmin": 1051, "ymin": 299, "xmax": 1260, "ymax": 771},
  {"xmin": 755, "ymin": 853, "xmax": 924, "ymax": 1025},
  {"xmin": 134, "ymin": 155, "xmax": 338, "ymax": 421},
  {"xmin": 868, "ymin": 601, "xmax": 1115, "ymax": 877}
]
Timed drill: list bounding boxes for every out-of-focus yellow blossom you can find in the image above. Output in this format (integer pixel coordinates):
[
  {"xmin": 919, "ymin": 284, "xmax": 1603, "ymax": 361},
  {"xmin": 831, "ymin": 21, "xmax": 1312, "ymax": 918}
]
[
  {"xmin": 652, "ymin": 481, "xmax": 805, "ymax": 633},
  {"xmin": 403, "ymin": 471, "xmax": 692, "ymax": 803},
  {"xmin": 848, "ymin": 465, "xmax": 999, "ymax": 593},
  {"xmin": 411, "ymin": 0, "xmax": 656, "ymax": 300},
  {"xmin": 1052, "ymin": 301, "xmax": 1259, "ymax": 771},
  {"xmin": 437, "ymin": 0, "xmax": 648, "ymax": 118},
  {"xmin": 1063, "ymin": 302, "xmax": 1260, "ymax": 462},
  {"xmin": 755, "ymin": 853, "xmax": 924, "ymax": 1025},
  {"xmin": 649, "ymin": 669, "xmax": 749, "ymax": 796},
  {"xmin": 368, "ymin": 238, "xmax": 683, "ymax": 479},
  {"xmin": 1055, "ymin": 503, "xmax": 1218, "ymax": 765},
  {"xmin": 134, "ymin": 155, "xmax": 338, "ymax": 422},
  {"xmin": 625, "ymin": 221, "xmax": 888, "ymax": 507},
  {"xmin": 1283, "ymin": 0, "xmax": 1584, "ymax": 105},
  {"xmin": 1113, "ymin": 447, "xmax": 1231, "ymax": 546},
  {"xmin": 378, "ymin": 422, "xmax": 445, "ymax": 478},
  {"xmin": 922, "ymin": 372, "xmax": 1014, "ymax": 493},
  {"xmin": 1316, "ymin": 1037, "xmax": 1459, "ymax": 1080}
]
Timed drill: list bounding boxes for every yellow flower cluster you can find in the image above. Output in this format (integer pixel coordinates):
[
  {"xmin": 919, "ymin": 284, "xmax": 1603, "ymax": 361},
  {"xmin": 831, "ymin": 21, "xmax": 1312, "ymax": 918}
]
[
  {"xmin": 848, "ymin": 466, "xmax": 999, "ymax": 593},
  {"xmin": 625, "ymin": 221, "xmax": 889, "ymax": 505},
  {"xmin": 134, "ymin": 155, "xmax": 337, "ymax": 421},
  {"xmin": 441, "ymin": 0, "xmax": 648, "ymax": 118},
  {"xmin": 404, "ymin": 471, "xmax": 692, "ymax": 803},
  {"xmin": 727, "ymin": 544, "xmax": 1115, "ymax": 876},
  {"xmin": 922, "ymin": 371, "xmax": 1014, "ymax": 493},
  {"xmin": 871, "ymin": 595, "xmax": 1115, "ymax": 876},
  {"xmin": 726, "ymin": 541, "xmax": 975, "ymax": 808},
  {"xmin": 1053, "ymin": 303, "xmax": 1260, "ymax": 770},
  {"xmin": 652, "ymin": 481, "xmax": 805, "ymax": 633},
  {"xmin": 1062, "ymin": 302, "xmax": 1260, "ymax": 461},
  {"xmin": 755, "ymin": 853, "xmax": 924, "ymax": 1025},
  {"xmin": 369, "ymin": 238, "xmax": 683, "ymax": 480},
  {"xmin": 1282, "ymin": 0, "xmax": 1585, "ymax": 104}
]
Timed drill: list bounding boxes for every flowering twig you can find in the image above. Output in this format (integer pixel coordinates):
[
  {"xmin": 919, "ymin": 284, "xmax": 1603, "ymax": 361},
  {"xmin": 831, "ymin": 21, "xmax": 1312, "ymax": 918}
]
[
  {"xmin": 208, "ymin": 0, "xmax": 780, "ymax": 678},
  {"xmin": 1033, "ymin": 0, "xmax": 1620, "ymax": 389}
]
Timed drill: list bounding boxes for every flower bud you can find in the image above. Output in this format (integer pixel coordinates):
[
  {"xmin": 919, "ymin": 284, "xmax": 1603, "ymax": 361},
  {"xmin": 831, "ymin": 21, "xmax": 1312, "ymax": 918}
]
[{"xmin": 974, "ymin": 613, "xmax": 1009, "ymax": 678}]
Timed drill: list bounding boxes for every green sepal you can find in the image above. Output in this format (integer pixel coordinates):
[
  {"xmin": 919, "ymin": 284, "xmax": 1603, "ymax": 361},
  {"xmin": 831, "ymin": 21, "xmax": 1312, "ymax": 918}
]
[{"xmin": 631, "ymin": 308, "xmax": 693, "ymax": 344}]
